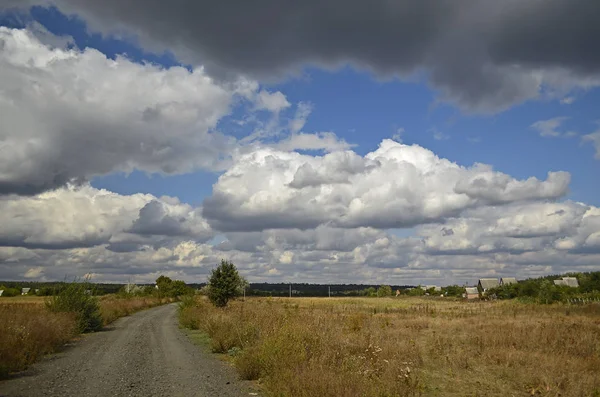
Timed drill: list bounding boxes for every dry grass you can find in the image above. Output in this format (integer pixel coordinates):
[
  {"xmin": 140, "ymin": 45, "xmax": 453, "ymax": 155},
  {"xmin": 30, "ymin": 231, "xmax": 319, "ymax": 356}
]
[
  {"xmin": 180, "ymin": 297, "xmax": 600, "ymax": 397},
  {"xmin": 98, "ymin": 296, "xmax": 172, "ymax": 325},
  {"xmin": 0, "ymin": 303, "xmax": 76, "ymax": 377},
  {"xmin": 0, "ymin": 295, "xmax": 169, "ymax": 377}
]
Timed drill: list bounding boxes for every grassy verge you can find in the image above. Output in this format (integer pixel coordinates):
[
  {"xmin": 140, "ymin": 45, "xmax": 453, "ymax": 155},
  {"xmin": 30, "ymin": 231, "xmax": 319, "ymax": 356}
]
[
  {"xmin": 0, "ymin": 295, "xmax": 170, "ymax": 378},
  {"xmin": 179, "ymin": 296, "xmax": 600, "ymax": 397}
]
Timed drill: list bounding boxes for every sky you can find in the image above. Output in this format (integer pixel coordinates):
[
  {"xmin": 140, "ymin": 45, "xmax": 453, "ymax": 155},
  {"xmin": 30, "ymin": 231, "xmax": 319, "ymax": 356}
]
[{"xmin": 1, "ymin": 1, "xmax": 599, "ymax": 286}]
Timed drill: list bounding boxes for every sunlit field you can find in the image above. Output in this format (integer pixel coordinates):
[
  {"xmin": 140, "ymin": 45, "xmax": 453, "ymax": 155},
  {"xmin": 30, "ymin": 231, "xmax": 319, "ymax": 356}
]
[{"xmin": 180, "ymin": 296, "xmax": 600, "ymax": 397}]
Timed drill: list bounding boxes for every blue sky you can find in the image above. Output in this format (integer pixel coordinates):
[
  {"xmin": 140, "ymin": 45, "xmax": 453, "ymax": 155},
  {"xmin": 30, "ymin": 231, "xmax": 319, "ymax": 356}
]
[{"xmin": 1, "ymin": 3, "xmax": 599, "ymax": 284}]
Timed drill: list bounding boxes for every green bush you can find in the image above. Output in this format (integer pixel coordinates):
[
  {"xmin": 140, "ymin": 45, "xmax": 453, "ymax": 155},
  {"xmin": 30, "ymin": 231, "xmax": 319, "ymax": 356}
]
[
  {"xmin": 46, "ymin": 281, "xmax": 102, "ymax": 333},
  {"xmin": 207, "ymin": 260, "xmax": 245, "ymax": 307},
  {"xmin": 0, "ymin": 286, "xmax": 20, "ymax": 297}
]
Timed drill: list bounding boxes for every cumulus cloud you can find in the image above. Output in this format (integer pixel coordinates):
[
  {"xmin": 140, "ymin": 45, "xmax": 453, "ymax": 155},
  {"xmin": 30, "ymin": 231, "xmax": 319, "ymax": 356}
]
[
  {"xmin": 418, "ymin": 202, "xmax": 590, "ymax": 255},
  {"xmin": 203, "ymin": 139, "xmax": 570, "ymax": 231},
  {"xmin": 0, "ymin": 185, "xmax": 213, "ymax": 250},
  {"xmin": 0, "ymin": 27, "xmax": 269, "ymax": 195},
  {"xmin": 2, "ymin": 199, "xmax": 600, "ymax": 284},
  {"xmin": 10, "ymin": 0, "xmax": 600, "ymax": 112}
]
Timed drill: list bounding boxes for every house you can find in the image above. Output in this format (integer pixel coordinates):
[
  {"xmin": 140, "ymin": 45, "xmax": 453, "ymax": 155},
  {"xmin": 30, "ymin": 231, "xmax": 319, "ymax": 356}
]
[
  {"xmin": 21, "ymin": 288, "xmax": 31, "ymax": 295},
  {"xmin": 0, "ymin": 290, "xmax": 4, "ymax": 297},
  {"xmin": 425, "ymin": 285, "xmax": 442, "ymax": 292},
  {"xmin": 500, "ymin": 277, "xmax": 518, "ymax": 286},
  {"xmin": 478, "ymin": 278, "xmax": 499, "ymax": 293},
  {"xmin": 554, "ymin": 277, "xmax": 579, "ymax": 287},
  {"xmin": 465, "ymin": 287, "xmax": 479, "ymax": 300}
]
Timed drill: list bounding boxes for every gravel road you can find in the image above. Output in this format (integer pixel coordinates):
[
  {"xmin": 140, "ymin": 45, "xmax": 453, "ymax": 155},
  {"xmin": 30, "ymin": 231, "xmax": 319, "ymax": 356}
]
[{"xmin": 0, "ymin": 304, "xmax": 256, "ymax": 397}]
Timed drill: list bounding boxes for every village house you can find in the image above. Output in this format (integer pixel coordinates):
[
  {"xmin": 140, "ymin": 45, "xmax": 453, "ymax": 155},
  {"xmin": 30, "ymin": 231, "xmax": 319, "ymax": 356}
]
[
  {"xmin": 21, "ymin": 287, "xmax": 31, "ymax": 295},
  {"xmin": 0, "ymin": 290, "xmax": 4, "ymax": 297},
  {"xmin": 500, "ymin": 277, "xmax": 518, "ymax": 286},
  {"xmin": 464, "ymin": 287, "xmax": 479, "ymax": 300},
  {"xmin": 554, "ymin": 277, "xmax": 579, "ymax": 287},
  {"xmin": 478, "ymin": 278, "xmax": 499, "ymax": 293}
]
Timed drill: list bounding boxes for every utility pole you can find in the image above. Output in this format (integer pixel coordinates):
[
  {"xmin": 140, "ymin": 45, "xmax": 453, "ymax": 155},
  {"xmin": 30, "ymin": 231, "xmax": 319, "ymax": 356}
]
[
  {"xmin": 328, "ymin": 285, "xmax": 331, "ymax": 298},
  {"xmin": 289, "ymin": 284, "xmax": 292, "ymax": 298}
]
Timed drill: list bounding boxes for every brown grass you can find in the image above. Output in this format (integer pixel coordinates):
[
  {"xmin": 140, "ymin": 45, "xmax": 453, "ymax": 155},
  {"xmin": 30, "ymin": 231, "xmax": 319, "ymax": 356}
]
[
  {"xmin": 0, "ymin": 295, "xmax": 169, "ymax": 377},
  {"xmin": 0, "ymin": 303, "xmax": 76, "ymax": 377},
  {"xmin": 180, "ymin": 297, "xmax": 600, "ymax": 397},
  {"xmin": 99, "ymin": 296, "xmax": 172, "ymax": 325}
]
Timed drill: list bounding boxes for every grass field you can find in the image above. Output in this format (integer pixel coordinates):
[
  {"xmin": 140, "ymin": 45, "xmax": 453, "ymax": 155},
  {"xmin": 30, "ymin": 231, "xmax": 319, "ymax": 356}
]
[
  {"xmin": 180, "ymin": 296, "xmax": 600, "ymax": 397},
  {"xmin": 0, "ymin": 295, "xmax": 170, "ymax": 377}
]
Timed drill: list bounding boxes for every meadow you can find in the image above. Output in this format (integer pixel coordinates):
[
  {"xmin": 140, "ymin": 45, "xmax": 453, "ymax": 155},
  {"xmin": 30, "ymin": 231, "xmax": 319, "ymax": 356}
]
[
  {"xmin": 180, "ymin": 296, "xmax": 600, "ymax": 397},
  {"xmin": 0, "ymin": 295, "xmax": 170, "ymax": 377}
]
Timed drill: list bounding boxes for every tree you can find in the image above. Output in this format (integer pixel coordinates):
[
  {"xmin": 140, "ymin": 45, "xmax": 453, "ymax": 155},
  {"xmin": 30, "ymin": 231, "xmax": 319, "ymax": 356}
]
[
  {"xmin": 207, "ymin": 260, "xmax": 245, "ymax": 307},
  {"xmin": 377, "ymin": 285, "xmax": 393, "ymax": 297}
]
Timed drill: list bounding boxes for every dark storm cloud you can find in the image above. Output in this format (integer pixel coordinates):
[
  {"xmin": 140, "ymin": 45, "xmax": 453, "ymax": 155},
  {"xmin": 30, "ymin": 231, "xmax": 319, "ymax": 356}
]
[{"xmin": 14, "ymin": 0, "xmax": 600, "ymax": 111}]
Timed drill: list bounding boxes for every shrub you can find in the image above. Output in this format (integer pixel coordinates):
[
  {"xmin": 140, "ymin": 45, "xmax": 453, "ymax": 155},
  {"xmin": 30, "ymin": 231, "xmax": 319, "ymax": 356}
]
[
  {"xmin": 46, "ymin": 281, "xmax": 103, "ymax": 333},
  {"xmin": 0, "ymin": 286, "xmax": 21, "ymax": 297},
  {"xmin": 207, "ymin": 260, "xmax": 245, "ymax": 307}
]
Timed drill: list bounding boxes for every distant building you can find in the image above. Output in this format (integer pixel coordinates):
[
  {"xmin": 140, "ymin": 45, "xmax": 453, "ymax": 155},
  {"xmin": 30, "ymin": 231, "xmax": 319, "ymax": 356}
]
[
  {"xmin": 554, "ymin": 277, "xmax": 579, "ymax": 287},
  {"xmin": 0, "ymin": 290, "xmax": 4, "ymax": 297},
  {"xmin": 425, "ymin": 285, "xmax": 442, "ymax": 292},
  {"xmin": 21, "ymin": 288, "xmax": 31, "ymax": 295},
  {"xmin": 500, "ymin": 277, "xmax": 518, "ymax": 286},
  {"xmin": 478, "ymin": 278, "xmax": 500, "ymax": 293},
  {"xmin": 465, "ymin": 287, "xmax": 479, "ymax": 300}
]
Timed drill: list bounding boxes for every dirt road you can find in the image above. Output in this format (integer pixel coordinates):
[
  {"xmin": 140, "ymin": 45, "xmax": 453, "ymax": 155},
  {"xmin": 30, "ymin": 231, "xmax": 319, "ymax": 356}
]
[{"xmin": 0, "ymin": 304, "xmax": 255, "ymax": 397}]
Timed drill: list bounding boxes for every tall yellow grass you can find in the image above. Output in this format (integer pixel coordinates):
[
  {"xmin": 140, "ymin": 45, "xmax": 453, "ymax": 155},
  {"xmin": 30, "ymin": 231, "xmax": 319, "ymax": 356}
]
[
  {"xmin": 0, "ymin": 295, "xmax": 169, "ymax": 377},
  {"xmin": 0, "ymin": 303, "xmax": 76, "ymax": 377},
  {"xmin": 180, "ymin": 297, "xmax": 600, "ymax": 397}
]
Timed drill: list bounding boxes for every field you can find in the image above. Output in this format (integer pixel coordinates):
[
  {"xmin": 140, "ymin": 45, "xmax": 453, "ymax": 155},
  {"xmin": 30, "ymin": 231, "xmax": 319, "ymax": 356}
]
[
  {"xmin": 180, "ymin": 296, "xmax": 600, "ymax": 397},
  {"xmin": 0, "ymin": 295, "xmax": 170, "ymax": 377}
]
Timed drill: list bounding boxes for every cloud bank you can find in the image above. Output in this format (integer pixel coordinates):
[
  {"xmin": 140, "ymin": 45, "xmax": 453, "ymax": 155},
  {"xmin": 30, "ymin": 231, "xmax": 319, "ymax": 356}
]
[{"xmin": 6, "ymin": 0, "xmax": 600, "ymax": 111}]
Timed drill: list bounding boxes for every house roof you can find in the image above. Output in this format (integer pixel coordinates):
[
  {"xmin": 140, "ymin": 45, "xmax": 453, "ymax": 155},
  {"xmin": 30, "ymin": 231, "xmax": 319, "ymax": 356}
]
[
  {"xmin": 554, "ymin": 279, "xmax": 567, "ymax": 286},
  {"xmin": 465, "ymin": 287, "xmax": 479, "ymax": 294},
  {"xmin": 478, "ymin": 278, "xmax": 500, "ymax": 290},
  {"xmin": 21, "ymin": 288, "xmax": 31, "ymax": 293},
  {"xmin": 562, "ymin": 277, "xmax": 579, "ymax": 287},
  {"xmin": 500, "ymin": 277, "xmax": 518, "ymax": 285}
]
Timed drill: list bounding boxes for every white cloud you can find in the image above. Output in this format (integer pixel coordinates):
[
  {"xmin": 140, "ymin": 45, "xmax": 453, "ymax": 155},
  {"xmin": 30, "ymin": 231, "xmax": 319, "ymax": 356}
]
[
  {"xmin": 0, "ymin": 184, "xmax": 213, "ymax": 249},
  {"xmin": 203, "ymin": 139, "xmax": 570, "ymax": 231},
  {"xmin": 583, "ymin": 130, "xmax": 600, "ymax": 159},
  {"xmin": 560, "ymin": 96, "xmax": 575, "ymax": 105},
  {"xmin": 0, "ymin": 27, "xmax": 254, "ymax": 195},
  {"xmin": 392, "ymin": 128, "xmax": 405, "ymax": 142},
  {"xmin": 254, "ymin": 90, "xmax": 291, "ymax": 113},
  {"xmin": 530, "ymin": 117, "xmax": 577, "ymax": 138},
  {"xmin": 432, "ymin": 128, "xmax": 449, "ymax": 140},
  {"xmin": 289, "ymin": 102, "xmax": 313, "ymax": 134},
  {"xmin": 24, "ymin": 266, "xmax": 44, "ymax": 278}
]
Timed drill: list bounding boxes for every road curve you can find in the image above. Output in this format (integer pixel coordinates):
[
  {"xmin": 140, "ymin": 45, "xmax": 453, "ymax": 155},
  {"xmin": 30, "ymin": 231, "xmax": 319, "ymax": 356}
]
[{"xmin": 0, "ymin": 304, "xmax": 254, "ymax": 397}]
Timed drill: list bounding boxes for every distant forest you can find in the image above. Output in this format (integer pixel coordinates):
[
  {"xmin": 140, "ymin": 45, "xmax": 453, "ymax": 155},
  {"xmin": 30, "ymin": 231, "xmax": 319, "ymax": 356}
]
[{"xmin": 2, "ymin": 271, "xmax": 599, "ymax": 300}]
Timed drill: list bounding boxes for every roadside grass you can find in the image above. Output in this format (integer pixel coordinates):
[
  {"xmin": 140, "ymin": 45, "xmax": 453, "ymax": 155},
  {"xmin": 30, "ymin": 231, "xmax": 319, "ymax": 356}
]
[
  {"xmin": 0, "ymin": 303, "xmax": 76, "ymax": 378},
  {"xmin": 179, "ymin": 296, "xmax": 600, "ymax": 397},
  {"xmin": 0, "ymin": 295, "xmax": 170, "ymax": 378}
]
